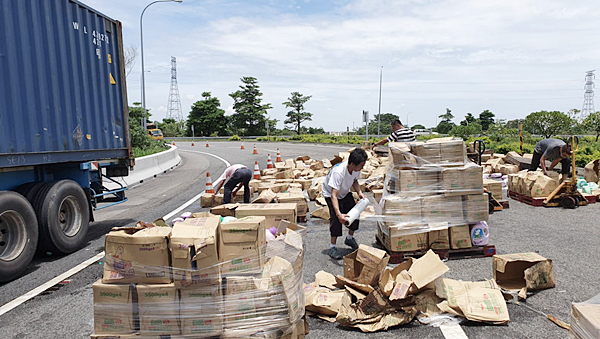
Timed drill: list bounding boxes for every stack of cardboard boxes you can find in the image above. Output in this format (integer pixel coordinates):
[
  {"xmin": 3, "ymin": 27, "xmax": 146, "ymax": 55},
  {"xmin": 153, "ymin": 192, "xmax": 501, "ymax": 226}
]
[
  {"xmin": 507, "ymin": 170, "xmax": 559, "ymax": 198},
  {"xmin": 92, "ymin": 214, "xmax": 307, "ymax": 339},
  {"xmin": 378, "ymin": 138, "xmax": 489, "ymax": 253}
]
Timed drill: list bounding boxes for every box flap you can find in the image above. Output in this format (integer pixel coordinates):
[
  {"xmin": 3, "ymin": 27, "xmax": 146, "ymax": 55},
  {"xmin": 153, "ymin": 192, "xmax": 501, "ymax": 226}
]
[
  {"xmin": 356, "ymin": 244, "xmax": 387, "ymax": 267},
  {"xmin": 106, "ymin": 227, "xmax": 171, "ymax": 245},
  {"xmin": 408, "ymin": 250, "xmax": 449, "ymax": 289}
]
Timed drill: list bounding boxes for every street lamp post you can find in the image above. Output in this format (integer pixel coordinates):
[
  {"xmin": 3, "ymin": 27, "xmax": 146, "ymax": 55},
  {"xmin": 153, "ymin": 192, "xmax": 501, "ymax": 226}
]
[
  {"xmin": 140, "ymin": 0, "xmax": 182, "ymax": 130},
  {"xmin": 377, "ymin": 66, "xmax": 382, "ymax": 138},
  {"xmin": 406, "ymin": 112, "xmax": 411, "ymax": 127}
]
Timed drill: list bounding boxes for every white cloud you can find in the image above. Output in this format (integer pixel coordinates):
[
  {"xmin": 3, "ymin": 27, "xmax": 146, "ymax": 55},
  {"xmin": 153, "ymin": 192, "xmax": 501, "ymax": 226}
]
[{"xmin": 87, "ymin": 0, "xmax": 600, "ymax": 129}]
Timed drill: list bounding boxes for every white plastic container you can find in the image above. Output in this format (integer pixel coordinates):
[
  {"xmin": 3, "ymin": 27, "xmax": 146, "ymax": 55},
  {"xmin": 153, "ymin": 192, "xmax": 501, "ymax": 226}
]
[{"xmin": 470, "ymin": 221, "xmax": 489, "ymax": 246}]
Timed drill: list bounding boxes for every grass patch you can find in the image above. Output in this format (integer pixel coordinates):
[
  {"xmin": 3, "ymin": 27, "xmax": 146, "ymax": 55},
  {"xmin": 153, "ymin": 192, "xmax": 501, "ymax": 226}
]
[{"xmin": 133, "ymin": 144, "xmax": 169, "ymax": 158}]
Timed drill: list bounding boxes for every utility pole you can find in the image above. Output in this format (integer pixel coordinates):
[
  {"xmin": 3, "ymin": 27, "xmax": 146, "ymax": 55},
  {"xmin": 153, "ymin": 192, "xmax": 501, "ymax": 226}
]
[
  {"xmin": 377, "ymin": 66, "xmax": 382, "ymax": 137},
  {"xmin": 167, "ymin": 56, "xmax": 184, "ymax": 125}
]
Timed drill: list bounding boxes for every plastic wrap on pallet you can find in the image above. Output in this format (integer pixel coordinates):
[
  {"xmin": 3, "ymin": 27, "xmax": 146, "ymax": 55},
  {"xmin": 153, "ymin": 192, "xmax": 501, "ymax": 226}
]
[
  {"xmin": 388, "ymin": 139, "xmax": 467, "ymax": 169},
  {"xmin": 569, "ymin": 293, "xmax": 600, "ymax": 339},
  {"xmin": 94, "ymin": 215, "xmax": 306, "ymax": 339}
]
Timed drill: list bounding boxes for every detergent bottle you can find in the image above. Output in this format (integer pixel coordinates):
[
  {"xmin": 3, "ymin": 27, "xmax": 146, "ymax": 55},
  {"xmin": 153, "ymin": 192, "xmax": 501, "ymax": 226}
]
[{"xmin": 470, "ymin": 221, "xmax": 489, "ymax": 246}]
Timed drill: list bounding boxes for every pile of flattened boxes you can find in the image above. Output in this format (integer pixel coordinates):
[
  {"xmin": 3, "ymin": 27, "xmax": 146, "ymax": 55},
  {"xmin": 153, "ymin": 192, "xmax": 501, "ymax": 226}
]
[
  {"xmin": 92, "ymin": 211, "xmax": 306, "ymax": 339},
  {"xmin": 378, "ymin": 139, "xmax": 489, "ymax": 253}
]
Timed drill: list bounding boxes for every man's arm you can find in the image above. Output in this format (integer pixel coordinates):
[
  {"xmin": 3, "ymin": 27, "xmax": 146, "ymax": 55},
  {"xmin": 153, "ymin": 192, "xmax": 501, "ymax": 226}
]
[
  {"xmin": 539, "ymin": 155, "xmax": 549, "ymax": 174},
  {"xmin": 548, "ymin": 158, "xmax": 561, "ymax": 172},
  {"xmin": 331, "ymin": 189, "xmax": 348, "ymax": 224},
  {"xmin": 352, "ymin": 180, "xmax": 366, "ymax": 200},
  {"xmin": 232, "ymin": 182, "xmax": 242, "ymax": 195}
]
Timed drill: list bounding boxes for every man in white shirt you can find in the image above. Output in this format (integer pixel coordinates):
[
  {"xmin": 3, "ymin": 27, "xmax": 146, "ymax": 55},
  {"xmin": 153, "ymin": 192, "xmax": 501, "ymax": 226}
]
[
  {"xmin": 322, "ymin": 148, "xmax": 368, "ymax": 259},
  {"xmin": 213, "ymin": 164, "xmax": 252, "ymax": 203},
  {"xmin": 371, "ymin": 119, "xmax": 416, "ymax": 149}
]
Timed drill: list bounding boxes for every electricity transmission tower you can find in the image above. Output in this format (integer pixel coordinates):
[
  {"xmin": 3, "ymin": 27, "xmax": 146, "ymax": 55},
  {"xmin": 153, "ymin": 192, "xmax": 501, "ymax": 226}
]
[
  {"xmin": 582, "ymin": 70, "xmax": 595, "ymax": 120},
  {"xmin": 166, "ymin": 56, "xmax": 183, "ymax": 123}
]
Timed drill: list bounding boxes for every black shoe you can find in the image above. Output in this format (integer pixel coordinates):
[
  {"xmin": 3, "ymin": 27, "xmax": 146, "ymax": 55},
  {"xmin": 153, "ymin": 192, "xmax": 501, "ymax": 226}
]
[
  {"xmin": 344, "ymin": 237, "xmax": 359, "ymax": 251},
  {"xmin": 328, "ymin": 247, "xmax": 342, "ymax": 260}
]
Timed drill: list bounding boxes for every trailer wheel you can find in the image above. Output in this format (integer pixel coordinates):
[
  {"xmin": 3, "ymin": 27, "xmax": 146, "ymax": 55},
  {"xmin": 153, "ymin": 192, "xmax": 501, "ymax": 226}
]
[
  {"xmin": 560, "ymin": 196, "xmax": 577, "ymax": 209},
  {"xmin": 34, "ymin": 180, "xmax": 89, "ymax": 254},
  {"xmin": 0, "ymin": 191, "xmax": 39, "ymax": 283}
]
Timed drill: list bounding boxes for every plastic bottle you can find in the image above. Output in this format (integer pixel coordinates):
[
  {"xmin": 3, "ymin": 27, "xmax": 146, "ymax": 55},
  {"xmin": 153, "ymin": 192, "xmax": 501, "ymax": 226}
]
[
  {"xmin": 181, "ymin": 212, "xmax": 192, "ymax": 220},
  {"xmin": 470, "ymin": 221, "xmax": 489, "ymax": 246},
  {"xmin": 171, "ymin": 217, "xmax": 185, "ymax": 226}
]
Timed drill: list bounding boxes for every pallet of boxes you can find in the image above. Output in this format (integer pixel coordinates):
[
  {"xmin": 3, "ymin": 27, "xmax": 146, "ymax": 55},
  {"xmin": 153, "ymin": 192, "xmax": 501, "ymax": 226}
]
[
  {"xmin": 376, "ymin": 138, "xmax": 493, "ymax": 263},
  {"xmin": 507, "ymin": 169, "xmax": 561, "ymax": 206},
  {"xmin": 91, "ymin": 213, "xmax": 308, "ymax": 339}
]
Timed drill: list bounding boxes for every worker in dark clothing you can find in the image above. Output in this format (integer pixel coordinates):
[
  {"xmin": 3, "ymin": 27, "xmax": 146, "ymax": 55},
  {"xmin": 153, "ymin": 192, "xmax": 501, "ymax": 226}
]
[
  {"xmin": 529, "ymin": 138, "xmax": 571, "ymax": 181},
  {"xmin": 213, "ymin": 164, "xmax": 252, "ymax": 203}
]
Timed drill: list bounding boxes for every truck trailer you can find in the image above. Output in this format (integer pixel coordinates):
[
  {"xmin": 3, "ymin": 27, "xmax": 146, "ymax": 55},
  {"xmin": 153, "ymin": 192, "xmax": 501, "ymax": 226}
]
[{"xmin": 0, "ymin": 0, "xmax": 133, "ymax": 282}]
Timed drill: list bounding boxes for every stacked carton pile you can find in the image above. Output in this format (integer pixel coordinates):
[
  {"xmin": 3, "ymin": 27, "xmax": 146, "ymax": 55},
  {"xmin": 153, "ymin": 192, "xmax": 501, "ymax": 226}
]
[
  {"xmin": 481, "ymin": 152, "xmax": 520, "ymax": 175},
  {"xmin": 92, "ymin": 215, "xmax": 307, "ymax": 339},
  {"xmin": 507, "ymin": 170, "xmax": 560, "ymax": 198},
  {"xmin": 569, "ymin": 293, "xmax": 600, "ymax": 339},
  {"xmin": 201, "ymin": 150, "xmax": 389, "ymax": 221},
  {"xmin": 305, "ymin": 244, "xmax": 511, "ymax": 332},
  {"xmin": 377, "ymin": 138, "xmax": 489, "ymax": 253}
]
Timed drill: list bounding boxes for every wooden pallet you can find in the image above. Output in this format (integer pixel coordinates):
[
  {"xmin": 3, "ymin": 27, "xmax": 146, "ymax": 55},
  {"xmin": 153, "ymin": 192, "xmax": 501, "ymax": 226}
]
[
  {"xmin": 509, "ymin": 190, "xmax": 596, "ymax": 206},
  {"xmin": 508, "ymin": 190, "xmax": 545, "ymax": 206},
  {"xmin": 375, "ymin": 234, "xmax": 497, "ymax": 264}
]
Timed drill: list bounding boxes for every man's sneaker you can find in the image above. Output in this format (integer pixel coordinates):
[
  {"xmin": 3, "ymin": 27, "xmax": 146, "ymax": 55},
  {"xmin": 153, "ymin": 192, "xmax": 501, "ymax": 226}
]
[
  {"xmin": 344, "ymin": 237, "xmax": 359, "ymax": 251},
  {"xmin": 328, "ymin": 247, "xmax": 342, "ymax": 260}
]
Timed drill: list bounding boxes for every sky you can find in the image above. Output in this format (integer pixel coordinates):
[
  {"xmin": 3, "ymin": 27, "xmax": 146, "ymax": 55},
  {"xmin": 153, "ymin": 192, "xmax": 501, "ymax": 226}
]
[{"xmin": 83, "ymin": 0, "xmax": 600, "ymax": 132}]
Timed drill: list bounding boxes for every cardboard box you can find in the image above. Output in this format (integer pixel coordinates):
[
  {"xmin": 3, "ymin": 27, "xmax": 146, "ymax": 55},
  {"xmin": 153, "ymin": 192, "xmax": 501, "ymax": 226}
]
[
  {"xmin": 382, "ymin": 196, "xmax": 422, "ymax": 225},
  {"xmin": 103, "ymin": 226, "xmax": 172, "ymax": 284},
  {"xmin": 235, "ymin": 203, "xmax": 297, "ymax": 228},
  {"xmin": 492, "ymin": 253, "xmax": 555, "ymax": 294},
  {"xmin": 219, "ymin": 216, "xmax": 266, "ymax": 275},
  {"xmin": 137, "ymin": 283, "xmax": 180, "ymax": 336},
  {"xmin": 441, "ymin": 164, "xmax": 483, "ymax": 194},
  {"xmin": 343, "ymin": 244, "xmax": 389, "ymax": 285},
  {"xmin": 422, "ymin": 195, "xmax": 463, "ymax": 223},
  {"xmin": 388, "ymin": 169, "xmax": 439, "ymax": 195},
  {"xmin": 210, "ymin": 203, "xmax": 239, "ymax": 217},
  {"xmin": 570, "ymin": 299, "xmax": 600, "ymax": 339},
  {"xmin": 411, "ymin": 142, "xmax": 441, "ymax": 164},
  {"xmin": 223, "ymin": 275, "xmax": 273, "ymax": 336},
  {"xmin": 276, "ymin": 169, "xmax": 295, "ymax": 180},
  {"xmin": 249, "ymin": 179, "xmax": 261, "ymax": 193},
  {"xmin": 463, "ymin": 193, "xmax": 489, "ymax": 223},
  {"xmin": 483, "ymin": 179, "xmax": 503, "ymax": 200},
  {"xmin": 381, "ymin": 225, "xmax": 428, "ymax": 252},
  {"xmin": 179, "ymin": 284, "xmax": 223, "ymax": 336},
  {"xmin": 259, "ymin": 256, "xmax": 303, "ymax": 323},
  {"xmin": 92, "ymin": 280, "xmax": 135, "ymax": 335},
  {"xmin": 439, "ymin": 140, "xmax": 467, "ymax": 164},
  {"xmin": 170, "ymin": 216, "xmax": 221, "ymax": 287},
  {"xmin": 372, "ymin": 189, "xmax": 383, "ymax": 203},
  {"xmin": 428, "ymin": 229, "xmax": 450, "ymax": 250},
  {"xmin": 304, "ymin": 282, "xmax": 345, "ymax": 316},
  {"xmin": 449, "ymin": 225, "xmax": 472, "ymax": 249},
  {"xmin": 275, "ymin": 193, "xmax": 308, "ymax": 216},
  {"xmin": 293, "ymin": 178, "xmax": 312, "ymax": 190}
]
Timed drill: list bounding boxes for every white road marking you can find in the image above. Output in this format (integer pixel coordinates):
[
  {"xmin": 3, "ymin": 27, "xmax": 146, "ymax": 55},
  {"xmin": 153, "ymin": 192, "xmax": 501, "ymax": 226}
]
[
  {"xmin": 0, "ymin": 252, "xmax": 104, "ymax": 317},
  {"xmin": 0, "ymin": 149, "xmax": 232, "ymax": 317},
  {"xmin": 440, "ymin": 323, "xmax": 469, "ymax": 339}
]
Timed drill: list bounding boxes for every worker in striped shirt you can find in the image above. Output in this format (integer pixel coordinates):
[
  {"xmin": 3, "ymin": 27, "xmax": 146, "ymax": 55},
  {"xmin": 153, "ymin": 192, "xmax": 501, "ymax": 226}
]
[{"xmin": 371, "ymin": 119, "xmax": 416, "ymax": 150}]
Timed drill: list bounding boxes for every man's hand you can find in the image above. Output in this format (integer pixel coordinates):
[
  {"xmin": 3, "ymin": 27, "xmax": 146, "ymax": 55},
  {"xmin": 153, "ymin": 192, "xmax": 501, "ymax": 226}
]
[
  {"xmin": 337, "ymin": 213, "xmax": 349, "ymax": 225},
  {"xmin": 358, "ymin": 192, "xmax": 367, "ymax": 200}
]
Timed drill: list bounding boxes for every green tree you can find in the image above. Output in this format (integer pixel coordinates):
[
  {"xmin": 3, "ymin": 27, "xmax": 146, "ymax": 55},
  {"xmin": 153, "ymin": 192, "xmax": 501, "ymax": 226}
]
[
  {"xmin": 229, "ymin": 77, "xmax": 272, "ymax": 136},
  {"xmin": 266, "ymin": 118, "xmax": 279, "ymax": 139},
  {"xmin": 479, "ymin": 110, "xmax": 495, "ymax": 131},
  {"xmin": 283, "ymin": 92, "xmax": 312, "ymax": 135},
  {"xmin": 449, "ymin": 121, "xmax": 482, "ymax": 140},
  {"xmin": 583, "ymin": 111, "xmax": 600, "ymax": 141},
  {"xmin": 439, "ymin": 108, "xmax": 454, "ymax": 123},
  {"xmin": 435, "ymin": 121, "xmax": 456, "ymax": 134},
  {"xmin": 187, "ymin": 92, "xmax": 228, "ymax": 137},
  {"xmin": 354, "ymin": 113, "xmax": 399, "ymax": 135},
  {"xmin": 158, "ymin": 118, "xmax": 185, "ymax": 138},
  {"xmin": 300, "ymin": 126, "xmax": 326, "ymax": 134},
  {"xmin": 523, "ymin": 110, "xmax": 574, "ymax": 138},
  {"xmin": 128, "ymin": 102, "xmax": 153, "ymax": 149},
  {"xmin": 460, "ymin": 113, "xmax": 476, "ymax": 126},
  {"xmin": 411, "ymin": 124, "xmax": 426, "ymax": 130}
]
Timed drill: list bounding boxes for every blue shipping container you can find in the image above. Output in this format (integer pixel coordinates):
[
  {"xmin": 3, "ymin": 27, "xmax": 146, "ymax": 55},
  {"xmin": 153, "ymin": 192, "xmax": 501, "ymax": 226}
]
[{"xmin": 0, "ymin": 0, "xmax": 132, "ymax": 168}]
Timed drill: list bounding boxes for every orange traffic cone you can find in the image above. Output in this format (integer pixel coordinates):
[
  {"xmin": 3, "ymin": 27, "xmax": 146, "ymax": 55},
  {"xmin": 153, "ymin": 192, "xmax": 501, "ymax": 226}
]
[
  {"xmin": 191, "ymin": 141, "xmax": 195, "ymax": 146},
  {"xmin": 205, "ymin": 172, "xmax": 215, "ymax": 193},
  {"xmin": 206, "ymin": 141, "xmax": 209, "ymax": 147},
  {"xmin": 267, "ymin": 154, "xmax": 273, "ymax": 169},
  {"xmin": 173, "ymin": 141, "xmax": 176, "ymax": 146},
  {"xmin": 241, "ymin": 142, "xmax": 245, "ymax": 150},
  {"xmin": 253, "ymin": 144, "xmax": 258, "ymax": 155},
  {"xmin": 253, "ymin": 161, "xmax": 261, "ymax": 180},
  {"xmin": 276, "ymin": 148, "xmax": 282, "ymax": 162}
]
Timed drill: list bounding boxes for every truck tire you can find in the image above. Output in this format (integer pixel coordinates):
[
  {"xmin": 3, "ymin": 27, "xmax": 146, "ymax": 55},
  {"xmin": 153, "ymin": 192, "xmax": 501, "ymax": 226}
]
[
  {"xmin": 34, "ymin": 180, "xmax": 90, "ymax": 254},
  {"xmin": 0, "ymin": 191, "xmax": 39, "ymax": 283}
]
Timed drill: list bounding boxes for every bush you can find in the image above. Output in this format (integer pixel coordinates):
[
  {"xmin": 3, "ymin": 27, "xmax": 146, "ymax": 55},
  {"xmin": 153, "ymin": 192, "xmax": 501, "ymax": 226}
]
[{"xmin": 229, "ymin": 134, "xmax": 241, "ymax": 141}]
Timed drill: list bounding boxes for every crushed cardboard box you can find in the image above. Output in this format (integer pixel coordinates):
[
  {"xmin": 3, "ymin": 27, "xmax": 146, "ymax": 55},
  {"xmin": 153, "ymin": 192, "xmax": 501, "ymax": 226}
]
[{"xmin": 492, "ymin": 252, "xmax": 555, "ymax": 299}]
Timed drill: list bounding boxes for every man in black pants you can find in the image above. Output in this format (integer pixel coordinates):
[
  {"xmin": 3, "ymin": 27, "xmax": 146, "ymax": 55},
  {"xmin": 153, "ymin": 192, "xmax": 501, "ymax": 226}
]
[
  {"xmin": 322, "ymin": 148, "xmax": 368, "ymax": 259},
  {"xmin": 529, "ymin": 138, "xmax": 572, "ymax": 181},
  {"xmin": 213, "ymin": 164, "xmax": 252, "ymax": 203}
]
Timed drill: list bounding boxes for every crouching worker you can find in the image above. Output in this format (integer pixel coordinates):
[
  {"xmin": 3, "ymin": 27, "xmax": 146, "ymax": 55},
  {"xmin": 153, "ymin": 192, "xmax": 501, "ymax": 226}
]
[
  {"xmin": 213, "ymin": 164, "xmax": 252, "ymax": 204},
  {"xmin": 529, "ymin": 138, "xmax": 572, "ymax": 181},
  {"xmin": 322, "ymin": 148, "xmax": 368, "ymax": 259}
]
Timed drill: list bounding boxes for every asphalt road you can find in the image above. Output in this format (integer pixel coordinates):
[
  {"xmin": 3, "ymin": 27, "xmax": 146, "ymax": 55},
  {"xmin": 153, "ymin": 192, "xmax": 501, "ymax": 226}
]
[{"xmin": 0, "ymin": 141, "xmax": 598, "ymax": 339}]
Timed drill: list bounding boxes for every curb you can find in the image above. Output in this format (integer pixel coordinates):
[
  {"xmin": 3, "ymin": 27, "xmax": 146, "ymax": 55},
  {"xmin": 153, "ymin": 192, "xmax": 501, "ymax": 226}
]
[{"xmin": 104, "ymin": 145, "xmax": 181, "ymax": 190}]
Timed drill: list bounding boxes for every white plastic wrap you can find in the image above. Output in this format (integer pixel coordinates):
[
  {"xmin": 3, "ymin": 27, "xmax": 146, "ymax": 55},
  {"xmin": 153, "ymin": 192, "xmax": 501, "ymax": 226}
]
[
  {"xmin": 93, "ymin": 216, "xmax": 306, "ymax": 339},
  {"xmin": 345, "ymin": 198, "xmax": 370, "ymax": 225}
]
